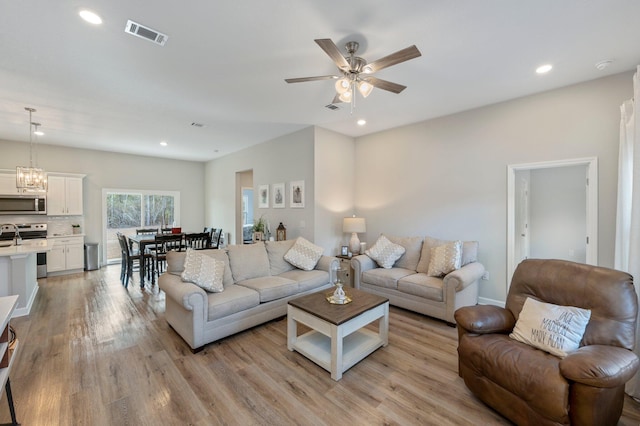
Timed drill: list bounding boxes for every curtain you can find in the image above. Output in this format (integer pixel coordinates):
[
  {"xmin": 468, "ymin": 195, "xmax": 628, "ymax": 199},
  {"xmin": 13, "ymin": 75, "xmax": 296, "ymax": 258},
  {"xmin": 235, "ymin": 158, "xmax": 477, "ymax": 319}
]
[{"xmin": 616, "ymin": 66, "xmax": 640, "ymax": 398}]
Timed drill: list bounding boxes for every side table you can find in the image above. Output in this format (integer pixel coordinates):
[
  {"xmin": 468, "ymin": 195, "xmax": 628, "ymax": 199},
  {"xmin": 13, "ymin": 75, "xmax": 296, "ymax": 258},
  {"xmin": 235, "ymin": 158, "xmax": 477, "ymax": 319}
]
[{"xmin": 336, "ymin": 255, "xmax": 354, "ymax": 287}]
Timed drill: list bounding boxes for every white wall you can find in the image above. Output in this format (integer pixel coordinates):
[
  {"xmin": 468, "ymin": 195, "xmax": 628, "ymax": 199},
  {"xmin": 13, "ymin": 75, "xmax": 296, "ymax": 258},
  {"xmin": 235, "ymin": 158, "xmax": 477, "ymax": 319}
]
[
  {"xmin": 205, "ymin": 127, "xmax": 317, "ymax": 246},
  {"xmin": 0, "ymin": 140, "xmax": 205, "ymax": 260},
  {"xmin": 354, "ymin": 71, "xmax": 633, "ymax": 304}
]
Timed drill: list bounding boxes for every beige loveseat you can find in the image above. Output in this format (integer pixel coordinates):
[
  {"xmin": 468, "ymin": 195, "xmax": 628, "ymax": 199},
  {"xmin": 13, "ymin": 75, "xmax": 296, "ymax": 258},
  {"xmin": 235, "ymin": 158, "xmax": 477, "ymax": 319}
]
[
  {"xmin": 159, "ymin": 240, "xmax": 337, "ymax": 351},
  {"xmin": 351, "ymin": 235, "xmax": 484, "ymax": 325}
]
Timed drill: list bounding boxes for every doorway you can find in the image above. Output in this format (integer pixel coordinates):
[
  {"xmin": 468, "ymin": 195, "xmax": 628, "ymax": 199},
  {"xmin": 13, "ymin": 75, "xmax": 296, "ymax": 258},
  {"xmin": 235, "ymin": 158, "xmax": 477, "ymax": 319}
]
[
  {"xmin": 507, "ymin": 157, "xmax": 598, "ymax": 288},
  {"xmin": 236, "ymin": 170, "xmax": 253, "ymax": 245}
]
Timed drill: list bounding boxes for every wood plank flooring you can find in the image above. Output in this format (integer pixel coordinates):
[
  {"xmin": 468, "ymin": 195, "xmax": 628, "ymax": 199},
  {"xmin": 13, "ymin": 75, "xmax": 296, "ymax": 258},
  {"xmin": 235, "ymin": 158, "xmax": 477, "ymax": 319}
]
[{"xmin": 1, "ymin": 266, "xmax": 640, "ymax": 425}]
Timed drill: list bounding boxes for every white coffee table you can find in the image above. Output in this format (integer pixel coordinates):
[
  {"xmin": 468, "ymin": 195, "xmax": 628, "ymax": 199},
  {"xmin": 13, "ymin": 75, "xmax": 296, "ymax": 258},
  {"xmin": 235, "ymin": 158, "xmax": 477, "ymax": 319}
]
[{"xmin": 287, "ymin": 288, "xmax": 389, "ymax": 381}]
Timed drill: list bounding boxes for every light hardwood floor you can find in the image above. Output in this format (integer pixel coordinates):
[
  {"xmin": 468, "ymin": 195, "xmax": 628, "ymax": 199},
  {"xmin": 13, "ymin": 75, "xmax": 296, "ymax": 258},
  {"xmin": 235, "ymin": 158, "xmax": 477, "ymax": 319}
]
[{"xmin": 1, "ymin": 266, "xmax": 640, "ymax": 425}]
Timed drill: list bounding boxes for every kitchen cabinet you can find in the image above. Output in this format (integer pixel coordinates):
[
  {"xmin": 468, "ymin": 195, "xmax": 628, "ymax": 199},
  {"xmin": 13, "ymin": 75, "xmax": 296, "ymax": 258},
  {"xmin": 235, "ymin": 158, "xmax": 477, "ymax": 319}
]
[
  {"xmin": 0, "ymin": 173, "xmax": 19, "ymax": 195},
  {"xmin": 47, "ymin": 236, "xmax": 84, "ymax": 273},
  {"xmin": 47, "ymin": 174, "xmax": 84, "ymax": 216},
  {"xmin": 0, "ymin": 295, "xmax": 19, "ymax": 425}
]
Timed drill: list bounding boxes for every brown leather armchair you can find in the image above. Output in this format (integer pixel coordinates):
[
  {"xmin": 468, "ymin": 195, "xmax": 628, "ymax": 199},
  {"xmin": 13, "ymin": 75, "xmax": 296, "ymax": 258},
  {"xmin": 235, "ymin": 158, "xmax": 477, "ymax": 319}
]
[{"xmin": 455, "ymin": 259, "xmax": 639, "ymax": 425}]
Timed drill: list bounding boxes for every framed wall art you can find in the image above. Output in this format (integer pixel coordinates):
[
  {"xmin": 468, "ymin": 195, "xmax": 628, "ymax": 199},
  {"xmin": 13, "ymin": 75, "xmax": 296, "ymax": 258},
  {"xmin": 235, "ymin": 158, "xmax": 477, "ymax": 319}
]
[
  {"xmin": 272, "ymin": 182, "xmax": 285, "ymax": 208},
  {"xmin": 258, "ymin": 184, "xmax": 269, "ymax": 208},
  {"xmin": 290, "ymin": 180, "xmax": 305, "ymax": 208}
]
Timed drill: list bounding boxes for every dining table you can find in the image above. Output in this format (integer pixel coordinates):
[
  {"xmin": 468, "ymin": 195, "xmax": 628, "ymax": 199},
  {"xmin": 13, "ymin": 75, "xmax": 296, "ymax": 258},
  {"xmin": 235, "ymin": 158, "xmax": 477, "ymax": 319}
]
[{"xmin": 128, "ymin": 232, "xmax": 185, "ymax": 284}]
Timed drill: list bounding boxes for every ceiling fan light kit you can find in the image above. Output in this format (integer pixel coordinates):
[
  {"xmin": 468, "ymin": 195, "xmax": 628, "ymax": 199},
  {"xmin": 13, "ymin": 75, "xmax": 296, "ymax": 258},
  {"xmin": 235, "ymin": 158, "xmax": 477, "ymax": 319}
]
[{"xmin": 285, "ymin": 38, "xmax": 421, "ymax": 112}]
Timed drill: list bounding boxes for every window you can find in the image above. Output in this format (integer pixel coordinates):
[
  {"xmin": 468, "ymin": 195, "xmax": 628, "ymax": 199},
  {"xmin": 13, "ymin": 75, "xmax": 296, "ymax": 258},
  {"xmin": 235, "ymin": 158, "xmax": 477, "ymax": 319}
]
[{"xmin": 103, "ymin": 189, "xmax": 180, "ymax": 264}]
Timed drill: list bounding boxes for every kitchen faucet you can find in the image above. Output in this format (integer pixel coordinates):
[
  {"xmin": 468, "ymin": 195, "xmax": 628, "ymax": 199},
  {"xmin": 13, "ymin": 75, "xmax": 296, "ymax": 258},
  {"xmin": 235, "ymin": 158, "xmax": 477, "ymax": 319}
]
[{"xmin": 0, "ymin": 224, "xmax": 22, "ymax": 246}]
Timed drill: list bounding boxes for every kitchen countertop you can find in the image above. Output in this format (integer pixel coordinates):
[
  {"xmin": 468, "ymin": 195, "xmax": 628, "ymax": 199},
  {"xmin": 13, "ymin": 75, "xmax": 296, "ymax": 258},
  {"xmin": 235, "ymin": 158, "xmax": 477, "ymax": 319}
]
[
  {"xmin": 0, "ymin": 239, "xmax": 53, "ymax": 256},
  {"xmin": 48, "ymin": 233, "xmax": 85, "ymax": 238}
]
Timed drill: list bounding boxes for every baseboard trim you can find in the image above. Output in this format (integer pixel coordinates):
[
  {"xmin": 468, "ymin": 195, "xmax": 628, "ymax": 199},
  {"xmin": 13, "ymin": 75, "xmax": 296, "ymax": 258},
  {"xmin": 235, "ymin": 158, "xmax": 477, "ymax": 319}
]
[{"xmin": 478, "ymin": 296, "xmax": 505, "ymax": 308}]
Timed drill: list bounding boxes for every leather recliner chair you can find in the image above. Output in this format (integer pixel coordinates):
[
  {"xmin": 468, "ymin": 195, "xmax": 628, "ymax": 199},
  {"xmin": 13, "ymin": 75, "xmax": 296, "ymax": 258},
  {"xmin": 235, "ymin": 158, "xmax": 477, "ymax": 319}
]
[{"xmin": 455, "ymin": 259, "xmax": 639, "ymax": 425}]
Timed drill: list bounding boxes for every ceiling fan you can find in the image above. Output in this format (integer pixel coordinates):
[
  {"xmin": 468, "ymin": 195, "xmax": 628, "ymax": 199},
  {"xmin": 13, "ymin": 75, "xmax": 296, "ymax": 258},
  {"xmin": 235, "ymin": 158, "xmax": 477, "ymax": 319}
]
[{"xmin": 285, "ymin": 38, "xmax": 422, "ymax": 105}]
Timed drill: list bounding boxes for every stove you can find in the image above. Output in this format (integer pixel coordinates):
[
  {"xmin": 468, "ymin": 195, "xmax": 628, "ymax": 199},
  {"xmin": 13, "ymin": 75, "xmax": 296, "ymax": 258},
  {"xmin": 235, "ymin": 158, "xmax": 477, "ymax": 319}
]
[
  {"xmin": 0, "ymin": 223, "xmax": 48, "ymax": 241},
  {"xmin": 0, "ymin": 223, "xmax": 48, "ymax": 278}
]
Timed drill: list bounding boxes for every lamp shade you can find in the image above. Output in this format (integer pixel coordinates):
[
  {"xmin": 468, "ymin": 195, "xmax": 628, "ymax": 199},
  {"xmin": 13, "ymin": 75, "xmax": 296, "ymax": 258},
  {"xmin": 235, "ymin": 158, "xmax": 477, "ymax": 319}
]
[{"xmin": 343, "ymin": 217, "xmax": 366, "ymax": 234}]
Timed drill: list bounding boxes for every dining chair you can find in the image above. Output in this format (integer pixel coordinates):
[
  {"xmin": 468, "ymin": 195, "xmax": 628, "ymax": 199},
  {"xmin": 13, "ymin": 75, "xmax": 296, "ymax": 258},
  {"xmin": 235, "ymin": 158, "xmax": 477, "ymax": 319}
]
[
  {"xmin": 161, "ymin": 227, "xmax": 173, "ymax": 234},
  {"xmin": 203, "ymin": 227, "xmax": 215, "ymax": 242},
  {"xmin": 118, "ymin": 232, "xmax": 146, "ymax": 288},
  {"xmin": 150, "ymin": 233, "xmax": 184, "ymax": 283},
  {"xmin": 211, "ymin": 228, "xmax": 223, "ymax": 248},
  {"xmin": 136, "ymin": 228, "xmax": 158, "ymax": 234},
  {"xmin": 185, "ymin": 232, "xmax": 211, "ymax": 250}
]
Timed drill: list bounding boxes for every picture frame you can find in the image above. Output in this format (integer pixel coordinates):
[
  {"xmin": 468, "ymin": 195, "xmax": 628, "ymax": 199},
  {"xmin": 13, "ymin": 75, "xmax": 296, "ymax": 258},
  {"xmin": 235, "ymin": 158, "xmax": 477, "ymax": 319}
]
[
  {"xmin": 290, "ymin": 180, "xmax": 305, "ymax": 208},
  {"xmin": 341, "ymin": 245, "xmax": 348, "ymax": 256},
  {"xmin": 272, "ymin": 182, "xmax": 285, "ymax": 208},
  {"xmin": 258, "ymin": 184, "xmax": 269, "ymax": 208}
]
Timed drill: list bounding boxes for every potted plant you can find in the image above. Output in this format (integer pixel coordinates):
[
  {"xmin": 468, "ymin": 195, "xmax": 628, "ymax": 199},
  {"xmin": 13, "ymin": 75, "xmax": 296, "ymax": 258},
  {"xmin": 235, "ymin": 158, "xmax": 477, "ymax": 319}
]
[
  {"xmin": 253, "ymin": 216, "xmax": 266, "ymax": 242},
  {"xmin": 72, "ymin": 224, "xmax": 81, "ymax": 234}
]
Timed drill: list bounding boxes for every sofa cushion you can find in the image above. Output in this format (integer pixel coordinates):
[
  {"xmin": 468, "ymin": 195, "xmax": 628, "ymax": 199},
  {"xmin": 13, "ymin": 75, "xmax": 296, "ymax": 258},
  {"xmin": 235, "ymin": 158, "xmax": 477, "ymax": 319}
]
[
  {"xmin": 417, "ymin": 237, "xmax": 479, "ymax": 273},
  {"xmin": 279, "ymin": 269, "xmax": 330, "ymax": 292},
  {"xmin": 237, "ymin": 276, "xmax": 298, "ymax": 303},
  {"xmin": 206, "ymin": 284, "xmax": 260, "ymax": 321},
  {"xmin": 167, "ymin": 249, "xmax": 234, "ymax": 288},
  {"xmin": 397, "ymin": 273, "xmax": 444, "ymax": 302},
  {"xmin": 227, "ymin": 242, "xmax": 271, "ymax": 282},
  {"xmin": 181, "ymin": 248, "xmax": 225, "ymax": 293},
  {"xmin": 362, "ymin": 267, "xmax": 414, "ymax": 290},
  {"xmin": 284, "ymin": 237, "xmax": 324, "ymax": 271},
  {"xmin": 365, "ymin": 235, "xmax": 406, "ymax": 269},
  {"xmin": 509, "ymin": 297, "xmax": 591, "ymax": 358},
  {"xmin": 265, "ymin": 239, "xmax": 296, "ymax": 275},
  {"xmin": 427, "ymin": 240, "xmax": 462, "ymax": 277},
  {"xmin": 387, "ymin": 235, "xmax": 423, "ymax": 271}
]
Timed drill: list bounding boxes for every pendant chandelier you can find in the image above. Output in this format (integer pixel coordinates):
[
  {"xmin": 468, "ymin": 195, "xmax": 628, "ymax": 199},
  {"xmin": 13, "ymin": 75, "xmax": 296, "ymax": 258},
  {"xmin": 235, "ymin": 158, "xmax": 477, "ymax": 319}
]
[{"xmin": 16, "ymin": 107, "xmax": 47, "ymax": 192}]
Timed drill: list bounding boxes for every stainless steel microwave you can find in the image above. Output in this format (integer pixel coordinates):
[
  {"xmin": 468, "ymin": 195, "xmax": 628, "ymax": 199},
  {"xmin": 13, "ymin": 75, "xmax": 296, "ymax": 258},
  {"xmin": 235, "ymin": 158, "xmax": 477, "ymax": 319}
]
[{"xmin": 0, "ymin": 195, "xmax": 46, "ymax": 215}]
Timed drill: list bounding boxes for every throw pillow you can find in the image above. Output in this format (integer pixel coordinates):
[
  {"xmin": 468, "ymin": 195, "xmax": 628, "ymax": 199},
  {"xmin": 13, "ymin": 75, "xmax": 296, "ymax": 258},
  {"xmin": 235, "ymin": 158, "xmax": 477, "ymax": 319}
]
[
  {"xmin": 427, "ymin": 241, "xmax": 462, "ymax": 276},
  {"xmin": 181, "ymin": 248, "xmax": 225, "ymax": 293},
  {"xmin": 365, "ymin": 235, "xmax": 406, "ymax": 269},
  {"xmin": 509, "ymin": 297, "xmax": 591, "ymax": 358},
  {"xmin": 284, "ymin": 237, "xmax": 324, "ymax": 271}
]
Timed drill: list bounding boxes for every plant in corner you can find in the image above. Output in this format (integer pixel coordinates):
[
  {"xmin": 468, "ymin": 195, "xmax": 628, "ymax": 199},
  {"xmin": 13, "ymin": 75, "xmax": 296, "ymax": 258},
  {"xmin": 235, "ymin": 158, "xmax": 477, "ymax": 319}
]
[
  {"xmin": 72, "ymin": 224, "xmax": 81, "ymax": 234},
  {"xmin": 253, "ymin": 216, "xmax": 266, "ymax": 241}
]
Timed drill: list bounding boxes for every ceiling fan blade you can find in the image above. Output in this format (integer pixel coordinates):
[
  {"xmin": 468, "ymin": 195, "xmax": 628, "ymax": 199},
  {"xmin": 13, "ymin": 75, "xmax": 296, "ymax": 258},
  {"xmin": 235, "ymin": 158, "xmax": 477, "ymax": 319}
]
[
  {"xmin": 285, "ymin": 75, "xmax": 337, "ymax": 83},
  {"xmin": 331, "ymin": 93, "xmax": 343, "ymax": 104},
  {"xmin": 364, "ymin": 76, "xmax": 407, "ymax": 94},
  {"xmin": 364, "ymin": 45, "xmax": 422, "ymax": 74},
  {"xmin": 314, "ymin": 39, "xmax": 350, "ymax": 71}
]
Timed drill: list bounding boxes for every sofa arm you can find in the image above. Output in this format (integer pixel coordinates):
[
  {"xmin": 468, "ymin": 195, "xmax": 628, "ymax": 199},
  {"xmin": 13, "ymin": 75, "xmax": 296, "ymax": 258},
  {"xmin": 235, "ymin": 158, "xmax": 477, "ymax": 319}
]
[
  {"xmin": 158, "ymin": 273, "xmax": 207, "ymax": 312},
  {"xmin": 443, "ymin": 262, "xmax": 485, "ymax": 292},
  {"xmin": 316, "ymin": 255, "xmax": 339, "ymax": 274},
  {"xmin": 351, "ymin": 254, "xmax": 376, "ymax": 289},
  {"xmin": 560, "ymin": 345, "xmax": 640, "ymax": 388},
  {"xmin": 455, "ymin": 305, "xmax": 516, "ymax": 335}
]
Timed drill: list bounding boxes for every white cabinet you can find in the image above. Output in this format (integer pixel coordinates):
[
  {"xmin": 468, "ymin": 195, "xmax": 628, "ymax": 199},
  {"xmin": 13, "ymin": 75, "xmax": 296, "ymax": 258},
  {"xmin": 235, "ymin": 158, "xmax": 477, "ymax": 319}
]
[
  {"xmin": 47, "ymin": 174, "xmax": 84, "ymax": 216},
  {"xmin": 47, "ymin": 236, "xmax": 84, "ymax": 273},
  {"xmin": 0, "ymin": 173, "xmax": 19, "ymax": 195}
]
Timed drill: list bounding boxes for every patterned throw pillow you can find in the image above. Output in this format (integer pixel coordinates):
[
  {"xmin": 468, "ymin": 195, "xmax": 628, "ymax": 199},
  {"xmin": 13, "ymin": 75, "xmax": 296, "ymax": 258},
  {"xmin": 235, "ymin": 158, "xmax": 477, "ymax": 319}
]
[
  {"xmin": 365, "ymin": 235, "xmax": 406, "ymax": 269},
  {"xmin": 427, "ymin": 241, "xmax": 462, "ymax": 276},
  {"xmin": 284, "ymin": 237, "xmax": 324, "ymax": 271},
  {"xmin": 510, "ymin": 297, "xmax": 591, "ymax": 358},
  {"xmin": 181, "ymin": 248, "xmax": 225, "ymax": 292}
]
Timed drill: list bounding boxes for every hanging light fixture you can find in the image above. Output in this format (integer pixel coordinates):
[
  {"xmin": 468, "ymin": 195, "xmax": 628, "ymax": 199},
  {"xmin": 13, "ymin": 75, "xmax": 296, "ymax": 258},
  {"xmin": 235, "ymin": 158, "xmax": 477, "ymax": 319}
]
[{"xmin": 16, "ymin": 107, "xmax": 47, "ymax": 192}]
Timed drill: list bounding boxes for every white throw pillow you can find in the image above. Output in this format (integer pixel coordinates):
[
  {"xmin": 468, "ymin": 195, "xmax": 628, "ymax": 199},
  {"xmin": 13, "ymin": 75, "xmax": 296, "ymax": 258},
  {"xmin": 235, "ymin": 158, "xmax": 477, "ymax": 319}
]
[
  {"xmin": 427, "ymin": 240, "xmax": 462, "ymax": 276},
  {"xmin": 284, "ymin": 237, "xmax": 324, "ymax": 271},
  {"xmin": 509, "ymin": 297, "xmax": 591, "ymax": 358},
  {"xmin": 181, "ymin": 248, "xmax": 225, "ymax": 293},
  {"xmin": 365, "ymin": 235, "xmax": 406, "ymax": 269}
]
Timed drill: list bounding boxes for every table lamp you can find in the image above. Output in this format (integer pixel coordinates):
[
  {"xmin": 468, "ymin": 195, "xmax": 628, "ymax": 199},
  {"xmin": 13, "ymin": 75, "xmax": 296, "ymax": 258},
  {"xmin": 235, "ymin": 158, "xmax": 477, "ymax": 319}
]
[{"xmin": 343, "ymin": 216, "xmax": 366, "ymax": 255}]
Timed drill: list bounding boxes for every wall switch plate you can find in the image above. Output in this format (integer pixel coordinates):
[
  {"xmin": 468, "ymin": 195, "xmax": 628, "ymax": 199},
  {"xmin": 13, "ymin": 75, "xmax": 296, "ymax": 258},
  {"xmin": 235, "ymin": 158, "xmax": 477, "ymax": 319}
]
[{"xmin": 482, "ymin": 271, "xmax": 490, "ymax": 280}]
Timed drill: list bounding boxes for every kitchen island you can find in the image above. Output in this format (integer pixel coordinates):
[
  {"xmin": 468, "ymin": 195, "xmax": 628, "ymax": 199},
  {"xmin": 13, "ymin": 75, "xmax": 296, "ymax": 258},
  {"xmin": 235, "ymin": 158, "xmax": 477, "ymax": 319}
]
[{"xmin": 0, "ymin": 240, "xmax": 53, "ymax": 317}]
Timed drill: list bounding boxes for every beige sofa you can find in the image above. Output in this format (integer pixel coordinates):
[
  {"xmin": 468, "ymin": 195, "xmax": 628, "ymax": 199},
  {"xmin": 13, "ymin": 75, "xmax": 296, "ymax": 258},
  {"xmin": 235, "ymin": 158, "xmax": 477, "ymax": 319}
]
[
  {"xmin": 351, "ymin": 235, "xmax": 484, "ymax": 325},
  {"xmin": 159, "ymin": 240, "xmax": 337, "ymax": 351}
]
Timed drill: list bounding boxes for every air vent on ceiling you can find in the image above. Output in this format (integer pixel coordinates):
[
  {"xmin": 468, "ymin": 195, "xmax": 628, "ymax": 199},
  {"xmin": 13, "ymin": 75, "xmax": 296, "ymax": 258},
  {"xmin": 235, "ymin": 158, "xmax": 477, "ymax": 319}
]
[
  {"xmin": 125, "ymin": 20, "xmax": 168, "ymax": 46},
  {"xmin": 325, "ymin": 104, "xmax": 339, "ymax": 111},
  {"xmin": 191, "ymin": 122, "xmax": 206, "ymax": 128}
]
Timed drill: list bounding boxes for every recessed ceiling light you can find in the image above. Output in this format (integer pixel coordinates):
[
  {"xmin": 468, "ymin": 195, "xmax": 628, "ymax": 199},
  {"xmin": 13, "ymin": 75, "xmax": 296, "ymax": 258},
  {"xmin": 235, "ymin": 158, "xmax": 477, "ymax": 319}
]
[
  {"xmin": 595, "ymin": 59, "xmax": 613, "ymax": 70},
  {"xmin": 536, "ymin": 64, "xmax": 553, "ymax": 74},
  {"xmin": 357, "ymin": 119, "xmax": 366, "ymax": 126},
  {"xmin": 160, "ymin": 141, "xmax": 168, "ymax": 147},
  {"xmin": 79, "ymin": 10, "xmax": 102, "ymax": 25},
  {"xmin": 34, "ymin": 130, "xmax": 44, "ymax": 136}
]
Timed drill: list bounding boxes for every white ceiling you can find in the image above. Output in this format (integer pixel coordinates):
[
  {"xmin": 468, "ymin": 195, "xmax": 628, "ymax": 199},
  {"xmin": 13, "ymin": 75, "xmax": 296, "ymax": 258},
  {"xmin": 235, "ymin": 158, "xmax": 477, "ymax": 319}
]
[{"xmin": 1, "ymin": 1, "xmax": 639, "ymax": 162}]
